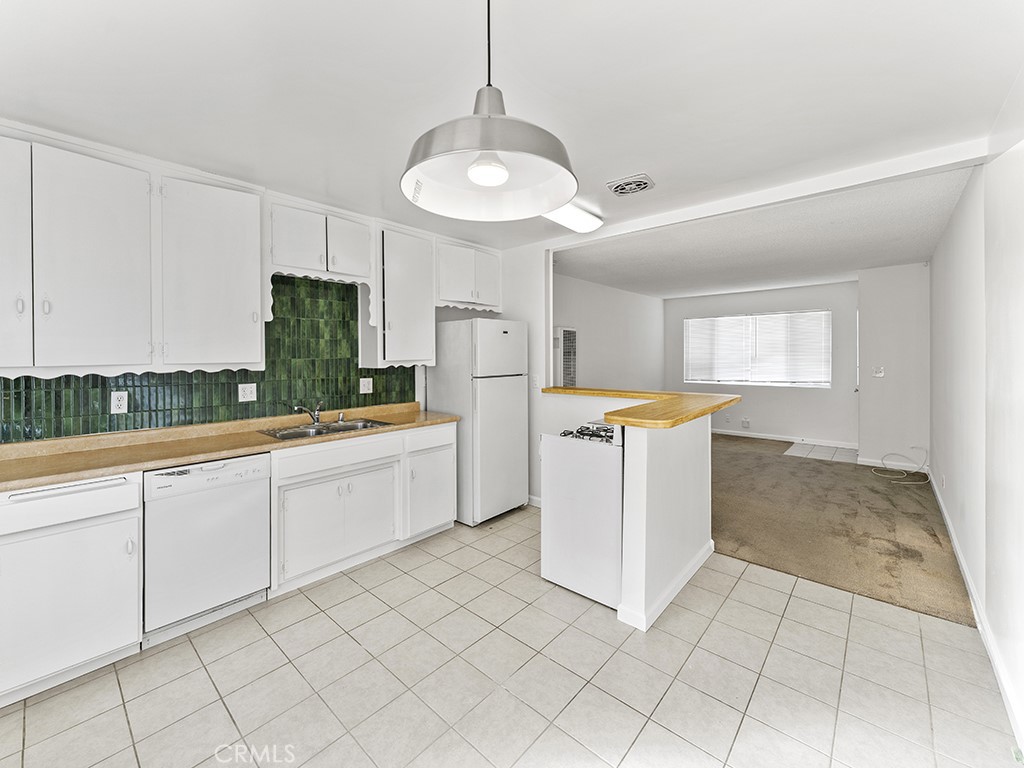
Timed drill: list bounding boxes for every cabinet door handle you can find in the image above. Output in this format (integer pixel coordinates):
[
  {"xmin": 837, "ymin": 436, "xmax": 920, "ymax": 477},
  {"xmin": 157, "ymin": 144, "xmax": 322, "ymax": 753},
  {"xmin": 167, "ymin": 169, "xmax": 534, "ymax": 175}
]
[
  {"xmin": 41, "ymin": 299, "xmax": 52, "ymax": 316},
  {"xmin": 252, "ymin": 311, "xmax": 259, "ymax": 323},
  {"xmin": 331, "ymin": 255, "xmax": 337, "ymax": 266},
  {"xmin": 410, "ymin": 468, "xmax": 417, "ymax": 480},
  {"xmin": 386, "ymin": 321, "xmax": 392, "ymax": 331},
  {"xmin": 126, "ymin": 537, "xmax": 135, "ymax": 556},
  {"xmin": 347, "ymin": 482, "xmax": 354, "ymax": 495},
  {"xmin": 15, "ymin": 298, "xmax": 25, "ymax": 315},
  {"xmin": 319, "ymin": 253, "xmax": 326, "ymax": 265},
  {"xmin": 337, "ymin": 484, "xmax": 344, "ymax": 496}
]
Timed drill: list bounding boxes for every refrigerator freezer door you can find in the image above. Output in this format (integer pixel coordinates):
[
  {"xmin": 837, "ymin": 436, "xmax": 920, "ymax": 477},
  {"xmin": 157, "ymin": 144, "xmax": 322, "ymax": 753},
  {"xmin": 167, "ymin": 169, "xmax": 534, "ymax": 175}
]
[
  {"xmin": 472, "ymin": 375, "xmax": 529, "ymax": 523},
  {"xmin": 473, "ymin": 319, "xmax": 528, "ymax": 377}
]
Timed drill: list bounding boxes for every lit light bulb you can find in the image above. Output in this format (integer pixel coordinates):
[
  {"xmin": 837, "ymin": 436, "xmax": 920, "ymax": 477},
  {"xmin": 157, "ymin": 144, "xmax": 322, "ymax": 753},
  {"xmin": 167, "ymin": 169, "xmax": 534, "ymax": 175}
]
[{"xmin": 467, "ymin": 151, "xmax": 509, "ymax": 187}]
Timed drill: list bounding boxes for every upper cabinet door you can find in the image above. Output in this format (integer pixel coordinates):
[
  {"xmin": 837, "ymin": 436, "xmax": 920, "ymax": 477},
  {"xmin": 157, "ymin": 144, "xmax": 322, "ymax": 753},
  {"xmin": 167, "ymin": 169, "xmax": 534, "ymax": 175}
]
[
  {"xmin": 382, "ymin": 229, "xmax": 434, "ymax": 363},
  {"xmin": 327, "ymin": 215, "xmax": 373, "ymax": 278},
  {"xmin": 32, "ymin": 145, "xmax": 152, "ymax": 367},
  {"xmin": 0, "ymin": 137, "xmax": 33, "ymax": 367},
  {"xmin": 161, "ymin": 179, "xmax": 262, "ymax": 365},
  {"xmin": 436, "ymin": 243, "xmax": 476, "ymax": 304},
  {"xmin": 271, "ymin": 205, "xmax": 327, "ymax": 272},
  {"xmin": 474, "ymin": 251, "xmax": 501, "ymax": 307}
]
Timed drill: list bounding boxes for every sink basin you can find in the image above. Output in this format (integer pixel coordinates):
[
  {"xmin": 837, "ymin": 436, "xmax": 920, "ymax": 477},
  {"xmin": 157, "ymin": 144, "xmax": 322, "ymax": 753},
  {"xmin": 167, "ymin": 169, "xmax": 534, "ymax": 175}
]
[{"xmin": 260, "ymin": 419, "xmax": 391, "ymax": 440}]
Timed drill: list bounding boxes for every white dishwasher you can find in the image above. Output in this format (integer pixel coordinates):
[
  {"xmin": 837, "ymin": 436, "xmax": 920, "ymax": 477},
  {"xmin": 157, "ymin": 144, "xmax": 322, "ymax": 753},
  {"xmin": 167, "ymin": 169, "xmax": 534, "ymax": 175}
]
[
  {"xmin": 143, "ymin": 454, "xmax": 270, "ymax": 633},
  {"xmin": 540, "ymin": 422, "xmax": 623, "ymax": 608}
]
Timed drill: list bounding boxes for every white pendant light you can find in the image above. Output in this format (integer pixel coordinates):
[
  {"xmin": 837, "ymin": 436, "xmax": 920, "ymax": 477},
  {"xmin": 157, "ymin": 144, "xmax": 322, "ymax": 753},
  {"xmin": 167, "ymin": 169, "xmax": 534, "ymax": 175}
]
[{"xmin": 400, "ymin": 0, "xmax": 578, "ymax": 222}]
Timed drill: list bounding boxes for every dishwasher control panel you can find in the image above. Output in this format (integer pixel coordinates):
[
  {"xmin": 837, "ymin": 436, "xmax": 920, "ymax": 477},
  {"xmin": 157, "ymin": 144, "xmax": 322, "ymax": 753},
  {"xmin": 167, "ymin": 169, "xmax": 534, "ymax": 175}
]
[{"xmin": 143, "ymin": 454, "xmax": 271, "ymax": 501}]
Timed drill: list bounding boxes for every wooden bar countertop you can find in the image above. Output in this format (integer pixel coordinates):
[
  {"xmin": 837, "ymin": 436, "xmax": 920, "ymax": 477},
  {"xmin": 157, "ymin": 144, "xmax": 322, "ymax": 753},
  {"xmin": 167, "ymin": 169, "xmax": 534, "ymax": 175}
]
[
  {"xmin": 0, "ymin": 402, "xmax": 457, "ymax": 493},
  {"xmin": 542, "ymin": 387, "xmax": 741, "ymax": 429}
]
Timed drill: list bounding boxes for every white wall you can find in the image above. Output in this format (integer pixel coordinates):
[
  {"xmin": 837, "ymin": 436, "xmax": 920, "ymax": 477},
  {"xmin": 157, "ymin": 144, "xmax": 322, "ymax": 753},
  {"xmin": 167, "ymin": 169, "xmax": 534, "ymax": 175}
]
[
  {"xmin": 981, "ymin": 136, "xmax": 1024, "ymax": 742},
  {"xmin": 856, "ymin": 263, "xmax": 931, "ymax": 467},
  {"xmin": 930, "ymin": 166, "xmax": 986, "ymax": 606},
  {"xmin": 552, "ymin": 274, "xmax": 664, "ymax": 390},
  {"xmin": 663, "ymin": 282, "xmax": 860, "ymax": 447}
]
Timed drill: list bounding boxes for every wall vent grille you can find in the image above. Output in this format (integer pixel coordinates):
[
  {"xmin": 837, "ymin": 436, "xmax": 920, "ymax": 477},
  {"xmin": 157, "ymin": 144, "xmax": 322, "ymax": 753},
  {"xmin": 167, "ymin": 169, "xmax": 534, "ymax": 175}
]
[{"xmin": 553, "ymin": 327, "xmax": 577, "ymax": 387}]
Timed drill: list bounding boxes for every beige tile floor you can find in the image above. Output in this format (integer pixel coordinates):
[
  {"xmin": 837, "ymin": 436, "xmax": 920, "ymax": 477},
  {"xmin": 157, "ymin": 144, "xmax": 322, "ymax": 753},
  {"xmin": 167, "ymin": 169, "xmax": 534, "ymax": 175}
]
[
  {"xmin": 0, "ymin": 506, "xmax": 1018, "ymax": 768},
  {"xmin": 784, "ymin": 443, "xmax": 859, "ymax": 463}
]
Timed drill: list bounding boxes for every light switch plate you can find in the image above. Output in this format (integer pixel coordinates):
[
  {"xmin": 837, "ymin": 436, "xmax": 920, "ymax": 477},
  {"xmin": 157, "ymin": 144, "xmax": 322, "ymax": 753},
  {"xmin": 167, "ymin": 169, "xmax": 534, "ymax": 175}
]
[
  {"xmin": 360, "ymin": 378, "xmax": 373, "ymax": 394},
  {"xmin": 238, "ymin": 383, "xmax": 257, "ymax": 402},
  {"xmin": 872, "ymin": 366, "xmax": 885, "ymax": 378},
  {"xmin": 110, "ymin": 391, "xmax": 128, "ymax": 414}
]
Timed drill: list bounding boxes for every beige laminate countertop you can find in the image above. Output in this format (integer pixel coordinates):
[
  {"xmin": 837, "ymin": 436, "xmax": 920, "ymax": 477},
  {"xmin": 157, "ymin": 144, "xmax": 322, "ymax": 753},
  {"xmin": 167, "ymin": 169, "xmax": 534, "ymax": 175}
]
[
  {"xmin": 0, "ymin": 402, "xmax": 458, "ymax": 493},
  {"xmin": 542, "ymin": 387, "xmax": 741, "ymax": 428}
]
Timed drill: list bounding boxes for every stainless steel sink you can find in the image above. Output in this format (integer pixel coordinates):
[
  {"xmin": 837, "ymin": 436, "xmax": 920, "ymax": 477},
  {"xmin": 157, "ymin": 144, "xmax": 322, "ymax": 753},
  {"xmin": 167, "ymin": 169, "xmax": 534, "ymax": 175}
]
[{"xmin": 260, "ymin": 419, "xmax": 391, "ymax": 441}]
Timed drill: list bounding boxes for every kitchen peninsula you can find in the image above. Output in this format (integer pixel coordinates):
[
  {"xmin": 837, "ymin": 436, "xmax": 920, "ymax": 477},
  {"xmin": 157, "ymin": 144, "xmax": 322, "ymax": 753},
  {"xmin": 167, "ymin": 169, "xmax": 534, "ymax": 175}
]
[{"xmin": 542, "ymin": 387, "xmax": 740, "ymax": 630}]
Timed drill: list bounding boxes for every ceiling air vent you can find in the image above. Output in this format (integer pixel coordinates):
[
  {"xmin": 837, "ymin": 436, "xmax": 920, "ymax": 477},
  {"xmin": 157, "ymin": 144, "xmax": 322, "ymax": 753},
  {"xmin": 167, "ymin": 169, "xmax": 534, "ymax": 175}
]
[{"xmin": 606, "ymin": 173, "xmax": 655, "ymax": 197}]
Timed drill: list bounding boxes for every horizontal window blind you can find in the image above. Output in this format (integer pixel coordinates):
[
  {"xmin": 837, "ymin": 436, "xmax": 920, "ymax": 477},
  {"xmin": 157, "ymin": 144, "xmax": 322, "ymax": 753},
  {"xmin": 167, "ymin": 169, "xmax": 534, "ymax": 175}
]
[{"xmin": 684, "ymin": 310, "xmax": 831, "ymax": 387}]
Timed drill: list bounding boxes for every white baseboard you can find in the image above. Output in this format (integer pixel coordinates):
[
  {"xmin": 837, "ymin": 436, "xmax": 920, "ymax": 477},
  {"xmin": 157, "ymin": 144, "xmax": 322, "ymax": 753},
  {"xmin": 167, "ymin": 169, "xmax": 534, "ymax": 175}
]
[
  {"xmin": 857, "ymin": 456, "xmax": 930, "ymax": 472},
  {"xmin": 528, "ymin": 494, "xmax": 542, "ymax": 508},
  {"xmin": 931, "ymin": 479, "xmax": 1024, "ymax": 748},
  {"xmin": 617, "ymin": 539, "xmax": 713, "ymax": 631},
  {"xmin": 711, "ymin": 428, "xmax": 858, "ymax": 450}
]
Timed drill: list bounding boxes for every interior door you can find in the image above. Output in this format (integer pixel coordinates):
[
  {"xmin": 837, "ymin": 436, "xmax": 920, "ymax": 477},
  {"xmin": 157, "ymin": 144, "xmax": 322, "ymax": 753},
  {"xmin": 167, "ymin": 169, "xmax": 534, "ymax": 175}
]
[
  {"xmin": 161, "ymin": 179, "xmax": 262, "ymax": 365},
  {"xmin": 473, "ymin": 375, "xmax": 529, "ymax": 522},
  {"xmin": 0, "ymin": 136, "xmax": 33, "ymax": 367},
  {"xmin": 327, "ymin": 215, "xmax": 373, "ymax": 278},
  {"xmin": 271, "ymin": 205, "xmax": 327, "ymax": 272},
  {"xmin": 382, "ymin": 229, "xmax": 434, "ymax": 362},
  {"xmin": 32, "ymin": 145, "xmax": 152, "ymax": 367}
]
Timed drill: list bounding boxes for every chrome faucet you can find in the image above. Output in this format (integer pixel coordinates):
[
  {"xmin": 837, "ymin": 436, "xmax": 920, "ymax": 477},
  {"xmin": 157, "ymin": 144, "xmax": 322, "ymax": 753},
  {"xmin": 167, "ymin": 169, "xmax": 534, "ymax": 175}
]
[{"xmin": 294, "ymin": 401, "xmax": 325, "ymax": 424}]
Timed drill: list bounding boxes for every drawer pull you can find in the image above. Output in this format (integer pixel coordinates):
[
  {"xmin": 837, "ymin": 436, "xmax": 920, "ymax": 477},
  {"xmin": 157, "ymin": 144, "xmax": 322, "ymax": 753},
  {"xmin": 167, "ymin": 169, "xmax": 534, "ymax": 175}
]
[
  {"xmin": 15, "ymin": 298, "xmax": 25, "ymax": 315},
  {"xmin": 126, "ymin": 537, "xmax": 135, "ymax": 556}
]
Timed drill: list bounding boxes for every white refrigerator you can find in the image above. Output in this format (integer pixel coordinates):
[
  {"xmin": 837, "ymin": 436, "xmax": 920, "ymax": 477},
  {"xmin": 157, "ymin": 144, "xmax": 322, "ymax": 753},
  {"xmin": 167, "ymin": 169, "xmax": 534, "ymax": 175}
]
[{"xmin": 427, "ymin": 319, "xmax": 529, "ymax": 526}]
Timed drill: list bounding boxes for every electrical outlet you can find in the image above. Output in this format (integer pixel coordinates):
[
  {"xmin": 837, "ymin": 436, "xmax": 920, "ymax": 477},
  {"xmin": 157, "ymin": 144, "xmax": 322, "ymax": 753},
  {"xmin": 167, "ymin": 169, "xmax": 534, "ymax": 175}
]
[
  {"xmin": 741, "ymin": 417, "xmax": 750, "ymax": 429},
  {"xmin": 724, "ymin": 414, "xmax": 731, "ymax": 423},
  {"xmin": 110, "ymin": 391, "xmax": 128, "ymax": 414},
  {"xmin": 531, "ymin": 375, "xmax": 540, "ymax": 390},
  {"xmin": 238, "ymin": 383, "xmax": 257, "ymax": 402},
  {"xmin": 360, "ymin": 378, "xmax": 373, "ymax": 394}
]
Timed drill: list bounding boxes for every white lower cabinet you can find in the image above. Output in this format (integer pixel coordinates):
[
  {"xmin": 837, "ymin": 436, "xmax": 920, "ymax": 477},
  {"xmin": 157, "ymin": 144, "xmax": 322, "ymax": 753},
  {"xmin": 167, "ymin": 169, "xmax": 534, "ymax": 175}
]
[
  {"xmin": 0, "ymin": 475, "xmax": 143, "ymax": 705},
  {"xmin": 280, "ymin": 462, "xmax": 397, "ymax": 581},
  {"xmin": 273, "ymin": 423, "xmax": 456, "ymax": 591},
  {"xmin": 407, "ymin": 445, "xmax": 456, "ymax": 539}
]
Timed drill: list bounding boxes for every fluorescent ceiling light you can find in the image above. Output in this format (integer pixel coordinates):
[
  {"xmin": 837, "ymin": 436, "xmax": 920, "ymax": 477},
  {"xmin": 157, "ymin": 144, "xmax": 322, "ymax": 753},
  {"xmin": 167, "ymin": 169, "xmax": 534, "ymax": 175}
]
[{"xmin": 542, "ymin": 202, "xmax": 603, "ymax": 233}]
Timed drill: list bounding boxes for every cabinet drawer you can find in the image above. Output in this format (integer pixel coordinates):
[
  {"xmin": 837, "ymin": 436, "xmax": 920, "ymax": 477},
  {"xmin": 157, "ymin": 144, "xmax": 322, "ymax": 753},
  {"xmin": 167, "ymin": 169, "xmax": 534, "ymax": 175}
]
[
  {"xmin": 404, "ymin": 424, "xmax": 456, "ymax": 454},
  {"xmin": 0, "ymin": 477, "xmax": 141, "ymax": 536},
  {"xmin": 274, "ymin": 435, "xmax": 404, "ymax": 480}
]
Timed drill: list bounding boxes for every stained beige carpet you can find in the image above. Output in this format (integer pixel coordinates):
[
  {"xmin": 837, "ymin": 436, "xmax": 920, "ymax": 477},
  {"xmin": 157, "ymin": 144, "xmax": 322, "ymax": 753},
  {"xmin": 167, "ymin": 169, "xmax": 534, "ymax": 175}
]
[{"xmin": 711, "ymin": 434, "xmax": 975, "ymax": 626}]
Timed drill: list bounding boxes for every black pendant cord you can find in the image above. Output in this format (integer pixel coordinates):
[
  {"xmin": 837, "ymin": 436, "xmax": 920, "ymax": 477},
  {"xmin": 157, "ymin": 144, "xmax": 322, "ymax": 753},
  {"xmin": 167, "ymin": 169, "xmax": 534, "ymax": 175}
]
[{"xmin": 486, "ymin": 0, "xmax": 492, "ymax": 86}]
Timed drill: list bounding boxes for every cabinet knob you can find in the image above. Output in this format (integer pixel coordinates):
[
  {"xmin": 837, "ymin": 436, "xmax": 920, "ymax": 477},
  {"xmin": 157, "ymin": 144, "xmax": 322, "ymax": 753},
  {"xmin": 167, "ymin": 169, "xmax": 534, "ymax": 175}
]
[
  {"xmin": 347, "ymin": 482, "xmax": 354, "ymax": 495},
  {"xmin": 126, "ymin": 537, "xmax": 135, "ymax": 556},
  {"xmin": 15, "ymin": 298, "xmax": 25, "ymax": 315},
  {"xmin": 410, "ymin": 468, "xmax": 417, "ymax": 480},
  {"xmin": 337, "ymin": 485, "xmax": 344, "ymax": 496},
  {"xmin": 252, "ymin": 311, "xmax": 259, "ymax": 323},
  {"xmin": 319, "ymin": 253, "xmax": 326, "ymax": 264},
  {"xmin": 41, "ymin": 299, "xmax": 52, "ymax": 316}
]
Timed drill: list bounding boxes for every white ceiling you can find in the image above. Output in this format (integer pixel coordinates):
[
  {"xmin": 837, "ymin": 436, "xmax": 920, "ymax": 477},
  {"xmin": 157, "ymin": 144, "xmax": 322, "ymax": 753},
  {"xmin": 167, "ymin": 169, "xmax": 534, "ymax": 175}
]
[
  {"xmin": 0, "ymin": 1, "xmax": 1021, "ymax": 250},
  {"xmin": 553, "ymin": 168, "xmax": 974, "ymax": 297}
]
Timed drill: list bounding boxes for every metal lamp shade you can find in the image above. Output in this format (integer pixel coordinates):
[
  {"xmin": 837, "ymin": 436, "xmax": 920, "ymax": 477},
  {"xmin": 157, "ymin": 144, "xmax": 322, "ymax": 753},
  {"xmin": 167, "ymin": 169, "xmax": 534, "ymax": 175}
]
[{"xmin": 401, "ymin": 86, "xmax": 578, "ymax": 222}]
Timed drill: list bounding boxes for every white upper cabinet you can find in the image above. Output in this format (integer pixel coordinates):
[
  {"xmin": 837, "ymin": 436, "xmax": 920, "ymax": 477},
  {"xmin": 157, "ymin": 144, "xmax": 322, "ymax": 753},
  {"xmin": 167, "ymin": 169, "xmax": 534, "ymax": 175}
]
[
  {"xmin": 271, "ymin": 204, "xmax": 326, "ymax": 272},
  {"xmin": 271, "ymin": 204, "xmax": 373, "ymax": 281},
  {"xmin": 436, "ymin": 242, "xmax": 501, "ymax": 310},
  {"xmin": 0, "ymin": 137, "xmax": 33, "ymax": 367},
  {"xmin": 382, "ymin": 228, "xmax": 435, "ymax": 363},
  {"xmin": 161, "ymin": 178, "xmax": 262, "ymax": 366},
  {"xmin": 32, "ymin": 145, "xmax": 152, "ymax": 367},
  {"xmin": 327, "ymin": 215, "xmax": 373, "ymax": 278}
]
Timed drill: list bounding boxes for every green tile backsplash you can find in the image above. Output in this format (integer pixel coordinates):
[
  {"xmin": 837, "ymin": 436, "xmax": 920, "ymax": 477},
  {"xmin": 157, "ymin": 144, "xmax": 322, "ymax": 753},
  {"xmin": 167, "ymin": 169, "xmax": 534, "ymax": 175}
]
[{"xmin": 0, "ymin": 275, "xmax": 415, "ymax": 443}]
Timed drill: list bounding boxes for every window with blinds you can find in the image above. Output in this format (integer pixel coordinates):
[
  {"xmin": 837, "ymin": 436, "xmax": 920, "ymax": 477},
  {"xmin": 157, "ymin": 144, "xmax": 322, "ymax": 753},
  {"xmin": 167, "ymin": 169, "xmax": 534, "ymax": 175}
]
[{"xmin": 684, "ymin": 310, "xmax": 832, "ymax": 387}]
